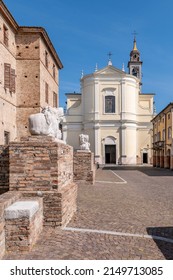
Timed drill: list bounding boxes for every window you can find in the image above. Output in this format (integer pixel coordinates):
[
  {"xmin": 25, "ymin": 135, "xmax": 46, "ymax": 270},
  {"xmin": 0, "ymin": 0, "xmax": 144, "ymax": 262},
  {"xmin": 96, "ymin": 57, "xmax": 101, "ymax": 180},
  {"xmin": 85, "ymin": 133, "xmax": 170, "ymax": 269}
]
[
  {"xmin": 105, "ymin": 96, "xmax": 115, "ymax": 113},
  {"xmin": 53, "ymin": 64, "xmax": 56, "ymax": 79},
  {"xmin": 157, "ymin": 132, "xmax": 161, "ymax": 141},
  {"xmin": 45, "ymin": 82, "xmax": 49, "ymax": 103},
  {"xmin": 168, "ymin": 127, "xmax": 172, "ymax": 139},
  {"xmin": 45, "ymin": 51, "xmax": 48, "ymax": 68},
  {"xmin": 162, "ymin": 129, "xmax": 165, "ymax": 141},
  {"xmin": 3, "ymin": 25, "xmax": 8, "ymax": 46},
  {"xmin": 132, "ymin": 67, "xmax": 139, "ymax": 77},
  {"xmin": 4, "ymin": 63, "xmax": 16, "ymax": 92},
  {"xmin": 4, "ymin": 131, "xmax": 10, "ymax": 145},
  {"xmin": 168, "ymin": 113, "xmax": 170, "ymax": 120},
  {"xmin": 53, "ymin": 92, "xmax": 57, "ymax": 108}
]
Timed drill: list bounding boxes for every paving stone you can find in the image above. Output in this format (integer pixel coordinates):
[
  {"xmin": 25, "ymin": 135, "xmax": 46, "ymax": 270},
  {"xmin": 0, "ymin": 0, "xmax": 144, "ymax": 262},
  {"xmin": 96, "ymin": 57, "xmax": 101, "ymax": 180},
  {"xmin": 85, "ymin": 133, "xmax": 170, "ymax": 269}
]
[{"xmin": 3, "ymin": 166, "xmax": 173, "ymax": 260}]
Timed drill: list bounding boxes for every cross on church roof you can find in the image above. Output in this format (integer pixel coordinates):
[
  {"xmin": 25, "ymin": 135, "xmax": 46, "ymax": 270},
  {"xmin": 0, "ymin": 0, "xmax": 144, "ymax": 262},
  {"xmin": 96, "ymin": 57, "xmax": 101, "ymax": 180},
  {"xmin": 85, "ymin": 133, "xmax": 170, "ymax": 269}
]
[
  {"xmin": 107, "ymin": 51, "xmax": 113, "ymax": 65},
  {"xmin": 107, "ymin": 51, "xmax": 113, "ymax": 60},
  {"xmin": 132, "ymin": 30, "xmax": 138, "ymax": 39}
]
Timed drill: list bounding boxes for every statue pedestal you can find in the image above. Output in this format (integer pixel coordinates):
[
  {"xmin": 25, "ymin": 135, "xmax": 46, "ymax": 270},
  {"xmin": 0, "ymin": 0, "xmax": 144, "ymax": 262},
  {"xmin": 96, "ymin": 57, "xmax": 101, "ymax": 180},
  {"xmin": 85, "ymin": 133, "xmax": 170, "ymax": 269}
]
[
  {"xmin": 9, "ymin": 136, "xmax": 77, "ymax": 227},
  {"xmin": 74, "ymin": 150, "xmax": 95, "ymax": 184}
]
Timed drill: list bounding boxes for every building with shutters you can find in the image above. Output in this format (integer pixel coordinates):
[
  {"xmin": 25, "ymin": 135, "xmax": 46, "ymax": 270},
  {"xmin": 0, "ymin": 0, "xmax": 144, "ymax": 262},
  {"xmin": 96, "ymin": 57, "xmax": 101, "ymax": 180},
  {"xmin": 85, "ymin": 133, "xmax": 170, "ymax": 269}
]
[
  {"xmin": 63, "ymin": 38, "xmax": 155, "ymax": 165},
  {"xmin": 0, "ymin": 0, "xmax": 63, "ymax": 145},
  {"xmin": 152, "ymin": 103, "xmax": 173, "ymax": 170}
]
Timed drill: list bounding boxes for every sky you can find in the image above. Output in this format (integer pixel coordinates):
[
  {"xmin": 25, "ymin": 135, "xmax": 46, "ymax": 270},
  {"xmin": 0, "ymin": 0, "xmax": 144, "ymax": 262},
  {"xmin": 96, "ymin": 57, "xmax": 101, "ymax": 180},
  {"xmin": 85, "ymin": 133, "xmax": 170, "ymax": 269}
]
[{"xmin": 3, "ymin": 0, "xmax": 173, "ymax": 113}]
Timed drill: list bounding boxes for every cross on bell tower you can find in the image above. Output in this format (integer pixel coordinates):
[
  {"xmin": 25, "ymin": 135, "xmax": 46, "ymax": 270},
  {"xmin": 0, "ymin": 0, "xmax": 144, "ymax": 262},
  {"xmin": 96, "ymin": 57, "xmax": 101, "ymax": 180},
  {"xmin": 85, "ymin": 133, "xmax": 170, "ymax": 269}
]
[
  {"xmin": 128, "ymin": 31, "xmax": 143, "ymax": 87},
  {"xmin": 132, "ymin": 30, "xmax": 138, "ymax": 40}
]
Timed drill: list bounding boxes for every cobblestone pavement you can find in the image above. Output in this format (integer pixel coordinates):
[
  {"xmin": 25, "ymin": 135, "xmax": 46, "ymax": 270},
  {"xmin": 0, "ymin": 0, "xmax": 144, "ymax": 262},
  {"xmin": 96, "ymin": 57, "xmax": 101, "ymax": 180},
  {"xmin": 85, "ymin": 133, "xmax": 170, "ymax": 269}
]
[{"xmin": 4, "ymin": 166, "xmax": 173, "ymax": 260}]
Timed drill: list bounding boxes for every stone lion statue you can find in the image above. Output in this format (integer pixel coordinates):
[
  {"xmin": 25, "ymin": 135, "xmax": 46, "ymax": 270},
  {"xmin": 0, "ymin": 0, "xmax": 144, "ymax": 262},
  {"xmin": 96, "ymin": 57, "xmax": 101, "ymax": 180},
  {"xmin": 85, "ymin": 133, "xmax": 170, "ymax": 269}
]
[
  {"xmin": 79, "ymin": 134, "xmax": 90, "ymax": 151},
  {"xmin": 29, "ymin": 106, "xmax": 64, "ymax": 139}
]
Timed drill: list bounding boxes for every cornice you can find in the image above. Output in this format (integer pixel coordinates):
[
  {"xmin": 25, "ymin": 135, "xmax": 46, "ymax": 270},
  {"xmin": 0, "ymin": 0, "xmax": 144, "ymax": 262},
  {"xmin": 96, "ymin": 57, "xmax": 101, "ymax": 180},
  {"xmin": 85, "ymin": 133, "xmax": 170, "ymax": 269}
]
[{"xmin": 0, "ymin": 0, "xmax": 18, "ymax": 31}]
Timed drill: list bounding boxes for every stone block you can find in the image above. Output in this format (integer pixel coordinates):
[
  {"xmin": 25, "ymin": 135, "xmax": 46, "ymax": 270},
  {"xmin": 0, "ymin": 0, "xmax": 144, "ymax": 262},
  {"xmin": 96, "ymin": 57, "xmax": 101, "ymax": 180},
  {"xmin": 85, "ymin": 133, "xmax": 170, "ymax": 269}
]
[{"xmin": 5, "ymin": 201, "xmax": 39, "ymax": 220}]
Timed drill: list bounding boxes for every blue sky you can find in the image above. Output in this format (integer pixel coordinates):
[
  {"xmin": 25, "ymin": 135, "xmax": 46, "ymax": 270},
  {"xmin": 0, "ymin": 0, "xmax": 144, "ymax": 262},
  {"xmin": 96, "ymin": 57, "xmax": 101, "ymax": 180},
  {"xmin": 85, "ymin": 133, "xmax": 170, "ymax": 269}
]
[{"xmin": 3, "ymin": 0, "xmax": 173, "ymax": 113}]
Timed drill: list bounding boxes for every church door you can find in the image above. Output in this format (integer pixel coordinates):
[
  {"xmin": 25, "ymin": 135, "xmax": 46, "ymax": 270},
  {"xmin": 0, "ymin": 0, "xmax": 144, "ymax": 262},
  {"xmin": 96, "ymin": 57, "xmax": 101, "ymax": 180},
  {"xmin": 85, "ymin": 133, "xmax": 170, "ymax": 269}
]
[
  {"xmin": 143, "ymin": 153, "xmax": 148, "ymax": 164},
  {"xmin": 105, "ymin": 145, "xmax": 116, "ymax": 164}
]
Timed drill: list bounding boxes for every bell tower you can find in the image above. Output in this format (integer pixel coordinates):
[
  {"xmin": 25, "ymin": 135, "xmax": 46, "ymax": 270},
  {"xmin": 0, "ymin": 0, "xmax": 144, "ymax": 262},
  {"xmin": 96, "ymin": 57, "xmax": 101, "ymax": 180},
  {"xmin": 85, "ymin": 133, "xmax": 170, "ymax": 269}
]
[{"xmin": 128, "ymin": 35, "xmax": 143, "ymax": 86}]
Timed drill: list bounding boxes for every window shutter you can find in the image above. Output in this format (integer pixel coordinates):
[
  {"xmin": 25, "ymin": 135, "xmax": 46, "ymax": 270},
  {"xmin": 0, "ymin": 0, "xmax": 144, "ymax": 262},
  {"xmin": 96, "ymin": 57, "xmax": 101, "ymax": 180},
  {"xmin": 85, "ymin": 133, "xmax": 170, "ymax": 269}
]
[
  {"xmin": 53, "ymin": 92, "xmax": 58, "ymax": 107},
  {"xmin": 10, "ymin": 68, "xmax": 16, "ymax": 93},
  {"xmin": 4, "ymin": 63, "xmax": 11, "ymax": 89},
  {"xmin": 3, "ymin": 25, "xmax": 9, "ymax": 47},
  {"xmin": 45, "ymin": 82, "xmax": 49, "ymax": 103}
]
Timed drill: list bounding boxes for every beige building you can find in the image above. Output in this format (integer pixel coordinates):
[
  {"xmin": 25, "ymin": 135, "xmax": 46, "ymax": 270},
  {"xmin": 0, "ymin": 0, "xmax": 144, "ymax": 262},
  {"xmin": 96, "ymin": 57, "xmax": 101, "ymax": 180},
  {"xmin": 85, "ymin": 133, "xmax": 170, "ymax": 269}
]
[
  {"xmin": 0, "ymin": 1, "xmax": 63, "ymax": 145},
  {"xmin": 63, "ymin": 38, "xmax": 155, "ymax": 165},
  {"xmin": 152, "ymin": 103, "xmax": 173, "ymax": 169}
]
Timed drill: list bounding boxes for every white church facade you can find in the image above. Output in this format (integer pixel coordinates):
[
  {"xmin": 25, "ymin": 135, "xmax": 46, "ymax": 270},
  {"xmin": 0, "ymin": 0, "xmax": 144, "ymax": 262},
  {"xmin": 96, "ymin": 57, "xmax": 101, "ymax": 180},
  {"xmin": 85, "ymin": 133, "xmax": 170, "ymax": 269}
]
[{"xmin": 63, "ymin": 38, "xmax": 155, "ymax": 165}]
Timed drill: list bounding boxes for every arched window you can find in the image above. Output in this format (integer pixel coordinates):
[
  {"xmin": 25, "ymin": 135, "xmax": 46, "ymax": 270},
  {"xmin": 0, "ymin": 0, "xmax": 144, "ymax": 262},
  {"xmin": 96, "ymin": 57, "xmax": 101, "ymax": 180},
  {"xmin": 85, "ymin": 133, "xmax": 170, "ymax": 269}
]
[
  {"xmin": 132, "ymin": 67, "xmax": 138, "ymax": 77},
  {"xmin": 105, "ymin": 95, "xmax": 115, "ymax": 113}
]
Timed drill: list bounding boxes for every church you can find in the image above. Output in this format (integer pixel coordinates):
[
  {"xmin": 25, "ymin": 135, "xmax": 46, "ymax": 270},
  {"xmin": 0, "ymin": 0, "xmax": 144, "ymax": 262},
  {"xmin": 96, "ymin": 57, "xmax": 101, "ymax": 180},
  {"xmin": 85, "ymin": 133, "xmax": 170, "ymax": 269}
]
[{"xmin": 63, "ymin": 38, "xmax": 155, "ymax": 165}]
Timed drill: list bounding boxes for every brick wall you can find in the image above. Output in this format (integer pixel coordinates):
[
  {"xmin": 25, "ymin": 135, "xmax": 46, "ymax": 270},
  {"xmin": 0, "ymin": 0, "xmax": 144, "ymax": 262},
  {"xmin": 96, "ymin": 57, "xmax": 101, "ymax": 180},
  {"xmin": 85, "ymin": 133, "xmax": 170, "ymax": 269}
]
[
  {"xmin": 0, "ymin": 145, "xmax": 9, "ymax": 194},
  {"xmin": 22, "ymin": 182, "xmax": 77, "ymax": 228},
  {"xmin": 9, "ymin": 136, "xmax": 73, "ymax": 191},
  {"xmin": 74, "ymin": 151, "xmax": 95, "ymax": 184},
  {"xmin": 15, "ymin": 32, "xmax": 60, "ymax": 140},
  {"xmin": 0, "ymin": 191, "xmax": 22, "ymax": 259}
]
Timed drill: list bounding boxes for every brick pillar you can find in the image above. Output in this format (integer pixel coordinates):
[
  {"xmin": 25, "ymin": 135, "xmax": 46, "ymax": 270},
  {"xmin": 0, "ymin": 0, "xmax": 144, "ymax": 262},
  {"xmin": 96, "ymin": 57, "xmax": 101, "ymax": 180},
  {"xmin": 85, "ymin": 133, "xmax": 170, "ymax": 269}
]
[
  {"xmin": 74, "ymin": 151, "xmax": 95, "ymax": 184},
  {"xmin": 9, "ymin": 136, "xmax": 77, "ymax": 227},
  {"xmin": 5, "ymin": 199, "xmax": 43, "ymax": 252},
  {"xmin": 0, "ymin": 191, "xmax": 22, "ymax": 259}
]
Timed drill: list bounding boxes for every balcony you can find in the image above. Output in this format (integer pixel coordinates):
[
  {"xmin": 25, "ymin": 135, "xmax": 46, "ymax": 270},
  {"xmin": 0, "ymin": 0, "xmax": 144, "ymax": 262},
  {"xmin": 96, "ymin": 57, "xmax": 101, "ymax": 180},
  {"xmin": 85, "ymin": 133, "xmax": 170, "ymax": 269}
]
[{"xmin": 153, "ymin": 141, "xmax": 165, "ymax": 150}]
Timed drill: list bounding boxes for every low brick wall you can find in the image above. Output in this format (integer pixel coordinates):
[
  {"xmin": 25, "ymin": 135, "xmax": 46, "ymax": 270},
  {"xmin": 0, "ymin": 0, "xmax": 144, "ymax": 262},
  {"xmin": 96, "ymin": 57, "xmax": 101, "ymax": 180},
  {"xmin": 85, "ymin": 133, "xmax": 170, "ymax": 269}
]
[
  {"xmin": 22, "ymin": 182, "xmax": 77, "ymax": 227},
  {"xmin": 0, "ymin": 191, "xmax": 22, "ymax": 259},
  {"xmin": 0, "ymin": 146, "xmax": 9, "ymax": 194},
  {"xmin": 74, "ymin": 151, "xmax": 95, "ymax": 184},
  {"xmin": 5, "ymin": 199, "xmax": 43, "ymax": 252}
]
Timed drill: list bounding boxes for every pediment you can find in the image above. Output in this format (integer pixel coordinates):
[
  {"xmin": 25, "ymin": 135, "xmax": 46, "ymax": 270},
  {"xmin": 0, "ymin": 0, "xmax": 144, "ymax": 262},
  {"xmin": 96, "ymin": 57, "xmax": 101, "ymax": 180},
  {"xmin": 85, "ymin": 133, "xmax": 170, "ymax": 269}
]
[{"xmin": 95, "ymin": 65, "xmax": 126, "ymax": 77}]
